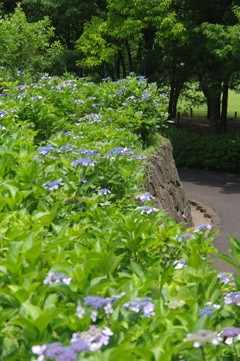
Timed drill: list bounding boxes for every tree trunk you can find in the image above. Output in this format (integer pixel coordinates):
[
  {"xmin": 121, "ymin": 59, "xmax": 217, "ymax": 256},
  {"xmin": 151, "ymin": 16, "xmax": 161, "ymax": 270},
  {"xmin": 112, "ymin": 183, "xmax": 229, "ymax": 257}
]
[
  {"xmin": 207, "ymin": 99, "xmax": 212, "ymax": 119},
  {"xmin": 211, "ymin": 93, "xmax": 221, "ymax": 134},
  {"xmin": 221, "ymin": 80, "xmax": 228, "ymax": 133}
]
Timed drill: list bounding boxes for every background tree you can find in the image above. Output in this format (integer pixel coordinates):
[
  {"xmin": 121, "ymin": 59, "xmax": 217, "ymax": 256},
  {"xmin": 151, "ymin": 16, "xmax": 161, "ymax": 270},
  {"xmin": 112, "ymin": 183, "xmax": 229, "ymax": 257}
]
[{"xmin": 0, "ymin": 4, "xmax": 62, "ymax": 83}]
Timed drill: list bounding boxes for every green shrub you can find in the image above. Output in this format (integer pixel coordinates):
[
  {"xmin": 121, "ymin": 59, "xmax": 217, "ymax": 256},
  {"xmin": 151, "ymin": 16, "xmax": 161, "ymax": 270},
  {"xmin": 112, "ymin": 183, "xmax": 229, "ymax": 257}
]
[{"xmin": 163, "ymin": 127, "xmax": 240, "ymax": 173}]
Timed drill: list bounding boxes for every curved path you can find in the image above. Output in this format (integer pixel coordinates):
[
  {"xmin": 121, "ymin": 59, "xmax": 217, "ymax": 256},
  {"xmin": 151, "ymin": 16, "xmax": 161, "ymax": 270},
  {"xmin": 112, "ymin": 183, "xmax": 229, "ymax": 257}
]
[{"xmin": 178, "ymin": 169, "xmax": 240, "ymax": 273}]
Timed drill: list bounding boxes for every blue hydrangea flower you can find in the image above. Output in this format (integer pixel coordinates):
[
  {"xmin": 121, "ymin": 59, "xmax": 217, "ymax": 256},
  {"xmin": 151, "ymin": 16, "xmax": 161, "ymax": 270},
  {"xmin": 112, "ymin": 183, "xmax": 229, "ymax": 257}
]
[
  {"xmin": 134, "ymin": 193, "xmax": 155, "ymax": 202},
  {"xmin": 123, "ymin": 297, "xmax": 155, "ymax": 317},
  {"xmin": 30, "ymin": 95, "xmax": 45, "ymax": 100},
  {"xmin": 71, "ymin": 158, "xmax": 95, "ymax": 167},
  {"xmin": 71, "ymin": 326, "xmax": 113, "ymax": 352},
  {"xmin": 64, "ymin": 131, "xmax": 73, "ymax": 136},
  {"xmin": 142, "ymin": 92, "xmax": 151, "ymax": 99},
  {"xmin": 130, "ymin": 155, "xmax": 146, "ymax": 159},
  {"xmin": 199, "ymin": 306, "xmax": 215, "ymax": 317},
  {"xmin": 74, "ymin": 99, "xmax": 85, "ymax": 104},
  {"xmin": 97, "ymin": 188, "xmax": 111, "ymax": 195},
  {"xmin": 194, "ymin": 224, "xmax": 212, "ymax": 232},
  {"xmin": 224, "ymin": 291, "xmax": 240, "ymax": 306},
  {"xmin": 217, "ymin": 272, "xmax": 235, "ymax": 284},
  {"xmin": 0, "ymin": 110, "xmax": 8, "ymax": 117},
  {"xmin": 43, "ymin": 272, "xmax": 71, "ymax": 285},
  {"xmin": 135, "ymin": 206, "xmax": 159, "ymax": 214},
  {"xmin": 43, "ymin": 179, "xmax": 64, "ymax": 190},
  {"xmin": 37, "ymin": 145, "xmax": 53, "ymax": 155},
  {"xmin": 174, "ymin": 259, "xmax": 186, "ymax": 269},
  {"xmin": 84, "ymin": 295, "xmax": 116, "ymax": 308},
  {"xmin": 107, "ymin": 147, "xmax": 132, "ymax": 155},
  {"xmin": 175, "ymin": 233, "xmax": 195, "ymax": 241},
  {"xmin": 81, "ymin": 178, "xmax": 87, "ymax": 183}
]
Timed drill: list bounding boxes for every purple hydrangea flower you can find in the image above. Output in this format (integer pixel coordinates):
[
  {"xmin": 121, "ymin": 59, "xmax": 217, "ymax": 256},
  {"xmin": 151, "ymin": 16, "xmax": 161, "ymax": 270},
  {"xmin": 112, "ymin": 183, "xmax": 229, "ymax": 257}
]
[
  {"xmin": 73, "ymin": 149, "xmax": 88, "ymax": 154},
  {"xmin": 220, "ymin": 327, "xmax": 240, "ymax": 337},
  {"xmin": 31, "ymin": 95, "xmax": 45, "ymax": 100},
  {"xmin": 42, "ymin": 179, "xmax": 64, "ymax": 190},
  {"xmin": 123, "ymin": 297, "xmax": 155, "ymax": 317},
  {"xmin": 0, "ymin": 110, "xmax": 8, "ymax": 117},
  {"xmin": 142, "ymin": 92, "xmax": 151, "ymax": 99},
  {"xmin": 194, "ymin": 224, "xmax": 212, "ymax": 232},
  {"xmin": 45, "ymin": 343, "xmax": 65, "ymax": 359},
  {"xmin": 71, "ymin": 326, "xmax": 113, "ymax": 351},
  {"xmin": 81, "ymin": 178, "xmax": 87, "ymax": 183},
  {"xmin": 107, "ymin": 147, "xmax": 132, "ymax": 155},
  {"xmin": 135, "ymin": 206, "xmax": 159, "ymax": 214},
  {"xmin": 134, "ymin": 193, "xmax": 155, "ymax": 202},
  {"xmin": 43, "ymin": 272, "xmax": 71, "ymax": 285},
  {"xmin": 224, "ymin": 291, "xmax": 240, "ymax": 306},
  {"xmin": 199, "ymin": 306, "xmax": 215, "ymax": 317},
  {"xmin": 74, "ymin": 99, "xmax": 85, "ymax": 104},
  {"xmin": 37, "ymin": 145, "xmax": 53, "ymax": 155},
  {"xmin": 175, "ymin": 233, "xmax": 195, "ymax": 241},
  {"xmin": 97, "ymin": 188, "xmax": 111, "ymax": 195},
  {"xmin": 64, "ymin": 131, "xmax": 73, "ymax": 136},
  {"xmin": 71, "ymin": 158, "xmax": 95, "ymax": 166},
  {"xmin": 130, "ymin": 155, "xmax": 146, "ymax": 159},
  {"xmin": 217, "ymin": 272, "xmax": 235, "ymax": 284},
  {"xmin": 70, "ymin": 339, "xmax": 89, "ymax": 353},
  {"xmin": 174, "ymin": 258, "xmax": 186, "ymax": 269},
  {"xmin": 84, "ymin": 295, "xmax": 116, "ymax": 308}
]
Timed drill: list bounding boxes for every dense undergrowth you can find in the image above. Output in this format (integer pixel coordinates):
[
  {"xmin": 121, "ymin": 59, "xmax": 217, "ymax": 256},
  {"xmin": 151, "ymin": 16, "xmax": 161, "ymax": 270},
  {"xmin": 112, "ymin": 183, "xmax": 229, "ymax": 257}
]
[
  {"xmin": 163, "ymin": 127, "xmax": 240, "ymax": 173},
  {"xmin": 0, "ymin": 74, "xmax": 240, "ymax": 361}
]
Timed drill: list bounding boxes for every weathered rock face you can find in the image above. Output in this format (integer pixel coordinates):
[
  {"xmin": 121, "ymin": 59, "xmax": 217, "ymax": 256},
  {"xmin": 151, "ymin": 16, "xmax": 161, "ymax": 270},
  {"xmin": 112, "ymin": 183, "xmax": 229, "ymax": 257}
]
[{"xmin": 144, "ymin": 137, "xmax": 193, "ymax": 227}]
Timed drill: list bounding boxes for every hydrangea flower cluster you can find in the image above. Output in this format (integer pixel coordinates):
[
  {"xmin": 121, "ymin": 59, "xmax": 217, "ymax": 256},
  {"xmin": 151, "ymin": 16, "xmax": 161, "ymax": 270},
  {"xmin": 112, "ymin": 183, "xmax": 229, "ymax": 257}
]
[
  {"xmin": 199, "ymin": 302, "xmax": 220, "ymax": 317},
  {"xmin": 185, "ymin": 329, "xmax": 223, "ymax": 348},
  {"xmin": 173, "ymin": 258, "xmax": 186, "ymax": 269},
  {"xmin": 123, "ymin": 297, "xmax": 155, "ymax": 317},
  {"xmin": 217, "ymin": 272, "xmax": 235, "ymax": 284},
  {"xmin": 224, "ymin": 291, "xmax": 240, "ymax": 306},
  {"xmin": 38, "ymin": 145, "xmax": 53, "ymax": 155},
  {"xmin": 77, "ymin": 295, "xmax": 121, "ymax": 321},
  {"xmin": 175, "ymin": 233, "xmax": 195, "ymax": 242},
  {"xmin": 32, "ymin": 326, "xmax": 113, "ymax": 361},
  {"xmin": 43, "ymin": 272, "xmax": 71, "ymax": 285},
  {"xmin": 97, "ymin": 188, "xmax": 111, "ymax": 195},
  {"xmin": 42, "ymin": 179, "xmax": 64, "ymax": 190},
  {"xmin": 71, "ymin": 158, "xmax": 95, "ymax": 167},
  {"xmin": 194, "ymin": 224, "xmax": 212, "ymax": 232},
  {"xmin": 219, "ymin": 327, "xmax": 240, "ymax": 345},
  {"xmin": 134, "ymin": 192, "xmax": 155, "ymax": 202},
  {"xmin": 135, "ymin": 206, "xmax": 159, "ymax": 215}
]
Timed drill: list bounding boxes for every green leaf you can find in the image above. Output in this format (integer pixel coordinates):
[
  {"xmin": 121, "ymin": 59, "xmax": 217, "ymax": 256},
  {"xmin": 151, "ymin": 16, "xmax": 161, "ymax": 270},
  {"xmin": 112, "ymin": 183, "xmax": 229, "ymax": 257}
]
[
  {"xmin": 22, "ymin": 301, "xmax": 42, "ymax": 320},
  {"xmin": 8, "ymin": 285, "xmax": 29, "ymax": 303},
  {"xmin": 213, "ymin": 253, "xmax": 240, "ymax": 271}
]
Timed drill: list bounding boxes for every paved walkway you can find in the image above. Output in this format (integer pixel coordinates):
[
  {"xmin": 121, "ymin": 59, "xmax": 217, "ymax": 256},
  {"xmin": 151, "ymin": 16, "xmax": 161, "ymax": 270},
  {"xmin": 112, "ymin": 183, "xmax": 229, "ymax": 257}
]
[{"xmin": 178, "ymin": 168, "xmax": 240, "ymax": 273}]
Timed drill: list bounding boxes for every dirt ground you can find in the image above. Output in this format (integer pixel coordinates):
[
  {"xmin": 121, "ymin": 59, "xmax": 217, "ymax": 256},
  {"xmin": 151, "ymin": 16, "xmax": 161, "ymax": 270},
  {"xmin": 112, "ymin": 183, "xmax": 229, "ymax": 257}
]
[{"xmin": 173, "ymin": 116, "xmax": 240, "ymax": 135}]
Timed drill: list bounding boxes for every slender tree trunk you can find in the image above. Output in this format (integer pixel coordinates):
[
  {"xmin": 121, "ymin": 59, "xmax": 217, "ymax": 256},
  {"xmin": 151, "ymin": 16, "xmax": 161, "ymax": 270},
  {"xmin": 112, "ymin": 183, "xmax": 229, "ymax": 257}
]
[
  {"xmin": 211, "ymin": 93, "xmax": 221, "ymax": 134},
  {"xmin": 168, "ymin": 66, "xmax": 176, "ymax": 119},
  {"xmin": 118, "ymin": 51, "xmax": 126, "ymax": 78},
  {"xmin": 221, "ymin": 80, "xmax": 228, "ymax": 133},
  {"xmin": 125, "ymin": 41, "xmax": 133, "ymax": 72}
]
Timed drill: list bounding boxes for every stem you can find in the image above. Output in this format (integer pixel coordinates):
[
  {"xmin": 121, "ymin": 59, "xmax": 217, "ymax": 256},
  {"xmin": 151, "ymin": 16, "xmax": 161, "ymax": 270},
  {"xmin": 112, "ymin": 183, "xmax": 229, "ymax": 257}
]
[
  {"xmin": 200, "ymin": 346, "xmax": 206, "ymax": 361},
  {"xmin": 232, "ymin": 340, "xmax": 239, "ymax": 361}
]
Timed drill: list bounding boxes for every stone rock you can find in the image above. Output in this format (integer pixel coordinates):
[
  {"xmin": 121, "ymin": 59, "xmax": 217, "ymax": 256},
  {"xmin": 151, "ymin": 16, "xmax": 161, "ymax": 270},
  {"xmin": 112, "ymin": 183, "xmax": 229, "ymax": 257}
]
[{"xmin": 144, "ymin": 137, "xmax": 193, "ymax": 227}]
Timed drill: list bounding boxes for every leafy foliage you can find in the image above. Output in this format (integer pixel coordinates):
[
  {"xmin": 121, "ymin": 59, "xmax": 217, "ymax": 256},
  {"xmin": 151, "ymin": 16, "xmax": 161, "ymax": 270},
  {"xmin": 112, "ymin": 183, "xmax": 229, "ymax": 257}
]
[
  {"xmin": 0, "ymin": 5, "xmax": 62, "ymax": 83},
  {"xmin": 0, "ymin": 74, "xmax": 239, "ymax": 361},
  {"xmin": 164, "ymin": 126, "xmax": 240, "ymax": 172}
]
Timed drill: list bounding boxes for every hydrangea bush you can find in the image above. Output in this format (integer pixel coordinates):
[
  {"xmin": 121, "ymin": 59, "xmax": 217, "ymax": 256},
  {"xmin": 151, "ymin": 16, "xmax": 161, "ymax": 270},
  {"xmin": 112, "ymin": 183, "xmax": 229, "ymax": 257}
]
[{"xmin": 0, "ymin": 72, "xmax": 239, "ymax": 360}]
